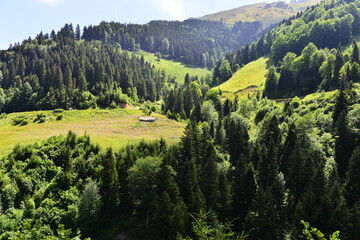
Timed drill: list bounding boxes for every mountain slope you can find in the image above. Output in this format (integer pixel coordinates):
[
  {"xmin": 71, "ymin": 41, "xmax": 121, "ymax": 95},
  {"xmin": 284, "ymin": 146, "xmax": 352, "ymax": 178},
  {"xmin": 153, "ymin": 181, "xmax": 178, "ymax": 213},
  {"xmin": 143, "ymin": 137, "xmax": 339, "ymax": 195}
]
[
  {"xmin": 82, "ymin": 19, "xmax": 269, "ymax": 68},
  {"xmin": 199, "ymin": 0, "xmax": 321, "ymax": 27},
  {"xmin": 216, "ymin": 57, "xmax": 269, "ymax": 98},
  {"xmin": 212, "ymin": 0, "xmax": 360, "ymax": 100}
]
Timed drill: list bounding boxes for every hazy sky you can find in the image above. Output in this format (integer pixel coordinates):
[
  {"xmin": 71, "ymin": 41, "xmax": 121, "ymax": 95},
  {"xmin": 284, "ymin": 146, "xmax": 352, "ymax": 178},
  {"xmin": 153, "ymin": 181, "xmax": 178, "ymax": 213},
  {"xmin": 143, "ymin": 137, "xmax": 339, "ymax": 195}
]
[{"xmin": 0, "ymin": 0, "xmax": 278, "ymax": 50}]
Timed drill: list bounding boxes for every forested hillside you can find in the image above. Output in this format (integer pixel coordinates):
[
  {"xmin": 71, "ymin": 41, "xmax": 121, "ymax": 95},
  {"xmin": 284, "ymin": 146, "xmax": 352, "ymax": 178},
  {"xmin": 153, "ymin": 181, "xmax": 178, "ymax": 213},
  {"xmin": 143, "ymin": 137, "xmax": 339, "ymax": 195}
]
[
  {"xmin": 2, "ymin": 82, "xmax": 360, "ymax": 239},
  {"xmin": 214, "ymin": 0, "xmax": 360, "ymax": 98},
  {"xmin": 0, "ymin": 25, "xmax": 169, "ymax": 113},
  {"xmin": 82, "ymin": 20, "xmax": 272, "ymax": 68}
]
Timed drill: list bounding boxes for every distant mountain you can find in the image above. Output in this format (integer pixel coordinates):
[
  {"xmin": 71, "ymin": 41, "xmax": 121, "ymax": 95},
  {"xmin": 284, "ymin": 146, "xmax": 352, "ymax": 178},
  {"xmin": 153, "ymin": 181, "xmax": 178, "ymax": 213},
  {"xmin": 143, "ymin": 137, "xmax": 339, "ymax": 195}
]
[{"xmin": 198, "ymin": 0, "xmax": 321, "ymax": 28}]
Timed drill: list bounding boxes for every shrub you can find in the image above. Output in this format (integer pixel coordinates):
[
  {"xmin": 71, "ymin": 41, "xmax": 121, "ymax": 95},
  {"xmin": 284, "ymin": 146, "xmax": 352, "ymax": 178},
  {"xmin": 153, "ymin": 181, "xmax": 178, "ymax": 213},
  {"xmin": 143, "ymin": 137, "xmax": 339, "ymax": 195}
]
[
  {"xmin": 56, "ymin": 115, "xmax": 63, "ymax": 121},
  {"xmin": 33, "ymin": 113, "xmax": 46, "ymax": 123},
  {"xmin": 53, "ymin": 109, "xmax": 64, "ymax": 114},
  {"xmin": 12, "ymin": 116, "xmax": 29, "ymax": 126}
]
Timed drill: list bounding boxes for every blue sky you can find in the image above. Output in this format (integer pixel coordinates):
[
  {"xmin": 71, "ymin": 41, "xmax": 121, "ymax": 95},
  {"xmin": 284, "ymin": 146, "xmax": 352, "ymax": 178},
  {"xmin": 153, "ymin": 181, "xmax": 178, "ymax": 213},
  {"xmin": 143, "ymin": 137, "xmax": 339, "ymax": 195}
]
[{"xmin": 0, "ymin": 0, "xmax": 277, "ymax": 50}]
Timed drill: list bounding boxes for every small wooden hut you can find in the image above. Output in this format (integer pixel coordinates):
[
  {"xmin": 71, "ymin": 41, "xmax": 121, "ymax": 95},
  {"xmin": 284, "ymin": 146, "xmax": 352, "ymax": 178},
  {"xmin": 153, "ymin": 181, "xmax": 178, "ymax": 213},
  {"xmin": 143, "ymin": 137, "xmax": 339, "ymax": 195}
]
[{"xmin": 139, "ymin": 116, "xmax": 157, "ymax": 122}]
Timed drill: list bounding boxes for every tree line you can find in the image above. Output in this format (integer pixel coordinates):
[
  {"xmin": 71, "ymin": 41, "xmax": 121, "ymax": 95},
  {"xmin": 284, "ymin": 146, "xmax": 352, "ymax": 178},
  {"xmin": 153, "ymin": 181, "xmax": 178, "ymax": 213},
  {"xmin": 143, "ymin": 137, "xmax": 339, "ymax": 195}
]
[
  {"xmin": 82, "ymin": 20, "xmax": 275, "ymax": 68},
  {"xmin": 0, "ymin": 24, "xmax": 167, "ymax": 113}
]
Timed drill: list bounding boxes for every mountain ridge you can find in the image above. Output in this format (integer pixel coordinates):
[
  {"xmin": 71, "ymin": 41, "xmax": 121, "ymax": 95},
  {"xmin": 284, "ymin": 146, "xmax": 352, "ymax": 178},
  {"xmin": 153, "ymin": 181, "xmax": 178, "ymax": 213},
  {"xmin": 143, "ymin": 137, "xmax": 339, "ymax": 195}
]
[{"xmin": 198, "ymin": 0, "xmax": 321, "ymax": 27}]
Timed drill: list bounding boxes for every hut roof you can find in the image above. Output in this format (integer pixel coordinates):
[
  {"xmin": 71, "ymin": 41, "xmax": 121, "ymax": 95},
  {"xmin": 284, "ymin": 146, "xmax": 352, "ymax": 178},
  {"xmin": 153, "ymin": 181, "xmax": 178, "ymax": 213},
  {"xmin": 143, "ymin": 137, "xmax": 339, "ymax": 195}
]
[{"xmin": 139, "ymin": 116, "xmax": 157, "ymax": 122}]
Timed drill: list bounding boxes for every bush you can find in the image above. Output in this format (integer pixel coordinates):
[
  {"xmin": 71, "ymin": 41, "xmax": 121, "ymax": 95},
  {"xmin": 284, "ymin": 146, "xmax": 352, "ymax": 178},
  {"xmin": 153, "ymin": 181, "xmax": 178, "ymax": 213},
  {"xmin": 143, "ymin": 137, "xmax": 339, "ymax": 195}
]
[
  {"xmin": 12, "ymin": 116, "xmax": 29, "ymax": 126},
  {"xmin": 33, "ymin": 113, "xmax": 46, "ymax": 123},
  {"xmin": 56, "ymin": 115, "xmax": 63, "ymax": 121},
  {"xmin": 53, "ymin": 109, "xmax": 64, "ymax": 114},
  {"xmin": 0, "ymin": 113, "xmax": 6, "ymax": 119}
]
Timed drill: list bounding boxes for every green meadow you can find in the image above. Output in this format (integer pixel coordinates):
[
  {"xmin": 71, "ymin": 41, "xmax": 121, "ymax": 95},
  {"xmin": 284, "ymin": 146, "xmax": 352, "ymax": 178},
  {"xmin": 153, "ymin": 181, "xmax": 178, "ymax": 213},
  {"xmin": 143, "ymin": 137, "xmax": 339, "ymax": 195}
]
[
  {"xmin": 216, "ymin": 57, "xmax": 269, "ymax": 99},
  {"xmin": 132, "ymin": 50, "xmax": 211, "ymax": 83},
  {"xmin": 0, "ymin": 108, "xmax": 185, "ymax": 156}
]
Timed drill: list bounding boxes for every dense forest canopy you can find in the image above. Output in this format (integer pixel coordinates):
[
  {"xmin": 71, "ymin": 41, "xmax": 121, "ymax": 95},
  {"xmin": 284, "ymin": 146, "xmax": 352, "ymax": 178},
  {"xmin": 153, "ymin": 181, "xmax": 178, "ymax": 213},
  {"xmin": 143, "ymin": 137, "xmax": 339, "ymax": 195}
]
[
  {"xmin": 81, "ymin": 19, "xmax": 274, "ymax": 68},
  {"xmin": 2, "ymin": 81, "xmax": 360, "ymax": 239},
  {"xmin": 0, "ymin": 26, "xmax": 168, "ymax": 113}
]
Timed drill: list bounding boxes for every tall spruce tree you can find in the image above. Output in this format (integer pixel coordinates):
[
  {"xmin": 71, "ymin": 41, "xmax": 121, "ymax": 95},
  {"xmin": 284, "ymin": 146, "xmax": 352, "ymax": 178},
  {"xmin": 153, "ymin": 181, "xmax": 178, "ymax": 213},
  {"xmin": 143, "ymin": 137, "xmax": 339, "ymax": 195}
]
[{"xmin": 100, "ymin": 147, "xmax": 118, "ymax": 222}]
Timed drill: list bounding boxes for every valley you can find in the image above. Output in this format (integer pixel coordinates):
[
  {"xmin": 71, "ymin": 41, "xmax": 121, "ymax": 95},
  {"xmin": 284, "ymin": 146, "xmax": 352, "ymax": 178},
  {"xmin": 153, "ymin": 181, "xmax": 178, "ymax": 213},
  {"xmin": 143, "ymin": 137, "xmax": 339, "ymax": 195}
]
[{"xmin": 1, "ymin": 0, "xmax": 360, "ymax": 239}]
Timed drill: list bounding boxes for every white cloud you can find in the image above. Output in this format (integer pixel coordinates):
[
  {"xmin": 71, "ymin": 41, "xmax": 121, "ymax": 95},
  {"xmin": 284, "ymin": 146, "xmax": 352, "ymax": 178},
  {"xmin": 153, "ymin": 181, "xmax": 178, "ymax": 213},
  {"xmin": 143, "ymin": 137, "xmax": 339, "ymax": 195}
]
[
  {"xmin": 155, "ymin": 0, "xmax": 187, "ymax": 21},
  {"xmin": 37, "ymin": 0, "xmax": 59, "ymax": 6}
]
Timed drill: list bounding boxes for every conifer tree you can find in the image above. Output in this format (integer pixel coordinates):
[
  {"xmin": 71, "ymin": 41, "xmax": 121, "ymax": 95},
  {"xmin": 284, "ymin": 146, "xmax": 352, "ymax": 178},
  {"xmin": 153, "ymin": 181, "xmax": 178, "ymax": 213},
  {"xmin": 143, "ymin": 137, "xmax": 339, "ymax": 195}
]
[
  {"xmin": 332, "ymin": 46, "xmax": 344, "ymax": 89},
  {"xmin": 78, "ymin": 180, "xmax": 101, "ymax": 235},
  {"xmin": 218, "ymin": 169, "xmax": 230, "ymax": 220},
  {"xmin": 201, "ymin": 142, "xmax": 220, "ymax": 211},
  {"xmin": 226, "ymin": 116, "xmax": 250, "ymax": 166},
  {"xmin": 335, "ymin": 110, "xmax": 351, "ymax": 180},
  {"xmin": 153, "ymin": 163, "xmax": 188, "ymax": 239},
  {"xmin": 100, "ymin": 147, "xmax": 118, "ymax": 222},
  {"xmin": 118, "ymin": 146, "xmax": 135, "ymax": 213},
  {"xmin": 352, "ymin": 41, "xmax": 359, "ymax": 63},
  {"xmin": 75, "ymin": 24, "xmax": 81, "ymax": 41},
  {"xmin": 345, "ymin": 146, "xmax": 360, "ymax": 207}
]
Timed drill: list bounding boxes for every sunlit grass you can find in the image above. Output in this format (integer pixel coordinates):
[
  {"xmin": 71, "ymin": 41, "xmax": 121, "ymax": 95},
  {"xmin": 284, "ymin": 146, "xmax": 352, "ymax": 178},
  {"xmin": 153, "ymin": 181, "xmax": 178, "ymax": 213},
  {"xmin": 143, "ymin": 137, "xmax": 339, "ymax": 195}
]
[
  {"xmin": 0, "ymin": 108, "xmax": 185, "ymax": 156},
  {"xmin": 132, "ymin": 50, "xmax": 211, "ymax": 83},
  {"xmin": 215, "ymin": 57, "xmax": 269, "ymax": 99}
]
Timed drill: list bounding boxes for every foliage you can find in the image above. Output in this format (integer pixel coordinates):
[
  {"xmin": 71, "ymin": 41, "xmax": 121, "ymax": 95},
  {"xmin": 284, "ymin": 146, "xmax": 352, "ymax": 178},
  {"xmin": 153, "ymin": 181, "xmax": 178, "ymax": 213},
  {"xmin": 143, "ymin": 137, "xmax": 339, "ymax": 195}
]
[
  {"xmin": 301, "ymin": 220, "xmax": 340, "ymax": 240},
  {"xmin": 176, "ymin": 212, "xmax": 251, "ymax": 240},
  {"xmin": 82, "ymin": 20, "xmax": 270, "ymax": 68}
]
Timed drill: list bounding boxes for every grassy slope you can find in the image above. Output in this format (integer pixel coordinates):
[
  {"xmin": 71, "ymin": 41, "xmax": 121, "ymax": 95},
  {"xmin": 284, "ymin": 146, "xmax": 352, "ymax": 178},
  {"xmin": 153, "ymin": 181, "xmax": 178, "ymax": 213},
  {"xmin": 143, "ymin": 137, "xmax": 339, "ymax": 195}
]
[
  {"xmin": 132, "ymin": 50, "xmax": 211, "ymax": 83},
  {"xmin": 199, "ymin": 0, "xmax": 321, "ymax": 27},
  {"xmin": 215, "ymin": 57, "xmax": 269, "ymax": 99},
  {"xmin": 0, "ymin": 108, "xmax": 185, "ymax": 156}
]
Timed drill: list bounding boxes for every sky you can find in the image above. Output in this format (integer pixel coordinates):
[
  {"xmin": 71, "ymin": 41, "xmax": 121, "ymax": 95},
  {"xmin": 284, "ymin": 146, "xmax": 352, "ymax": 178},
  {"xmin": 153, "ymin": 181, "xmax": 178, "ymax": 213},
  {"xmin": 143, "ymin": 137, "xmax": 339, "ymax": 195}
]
[{"xmin": 0, "ymin": 0, "xmax": 278, "ymax": 50}]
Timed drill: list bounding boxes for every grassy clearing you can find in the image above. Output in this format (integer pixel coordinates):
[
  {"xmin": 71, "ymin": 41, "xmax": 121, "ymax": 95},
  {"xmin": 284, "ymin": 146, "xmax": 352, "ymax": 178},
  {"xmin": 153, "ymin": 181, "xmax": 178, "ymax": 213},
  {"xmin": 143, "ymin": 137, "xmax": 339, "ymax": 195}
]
[
  {"xmin": 216, "ymin": 57, "xmax": 269, "ymax": 99},
  {"xmin": 132, "ymin": 50, "xmax": 211, "ymax": 83},
  {"xmin": 0, "ymin": 108, "xmax": 185, "ymax": 156}
]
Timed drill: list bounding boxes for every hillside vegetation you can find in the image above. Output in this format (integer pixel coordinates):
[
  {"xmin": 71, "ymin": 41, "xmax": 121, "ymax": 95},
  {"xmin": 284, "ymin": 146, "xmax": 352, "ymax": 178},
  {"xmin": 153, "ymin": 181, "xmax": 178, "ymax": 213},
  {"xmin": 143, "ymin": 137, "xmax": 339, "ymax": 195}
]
[
  {"xmin": 132, "ymin": 51, "xmax": 211, "ymax": 83},
  {"xmin": 4, "ymin": 0, "xmax": 360, "ymax": 239},
  {"xmin": 0, "ymin": 108, "xmax": 185, "ymax": 156},
  {"xmin": 199, "ymin": 0, "xmax": 321, "ymax": 27},
  {"xmin": 82, "ymin": 20, "xmax": 269, "ymax": 68},
  {"xmin": 216, "ymin": 57, "xmax": 269, "ymax": 98}
]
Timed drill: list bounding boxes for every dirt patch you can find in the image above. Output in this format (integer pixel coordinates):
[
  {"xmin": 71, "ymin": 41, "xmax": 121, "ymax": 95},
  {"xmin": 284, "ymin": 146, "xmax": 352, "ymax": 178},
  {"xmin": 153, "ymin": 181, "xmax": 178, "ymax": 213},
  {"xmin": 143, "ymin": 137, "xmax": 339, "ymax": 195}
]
[{"xmin": 234, "ymin": 85, "xmax": 258, "ymax": 94}]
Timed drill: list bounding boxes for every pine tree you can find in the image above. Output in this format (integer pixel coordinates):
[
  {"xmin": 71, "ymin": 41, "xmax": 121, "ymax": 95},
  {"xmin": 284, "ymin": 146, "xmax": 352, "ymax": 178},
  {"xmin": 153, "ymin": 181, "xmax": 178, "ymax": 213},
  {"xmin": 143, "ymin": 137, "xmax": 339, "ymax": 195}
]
[
  {"xmin": 332, "ymin": 46, "xmax": 344, "ymax": 89},
  {"xmin": 55, "ymin": 66, "xmax": 65, "ymax": 106},
  {"xmin": 78, "ymin": 72, "xmax": 88, "ymax": 91},
  {"xmin": 63, "ymin": 65, "xmax": 74, "ymax": 92},
  {"xmin": 333, "ymin": 75, "xmax": 348, "ymax": 124},
  {"xmin": 218, "ymin": 169, "xmax": 230, "ymax": 220},
  {"xmin": 118, "ymin": 146, "xmax": 135, "ymax": 213},
  {"xmin": 335, "ymin": 110, "xmax": 351, "ymax": 180},
  {"xmin": 100, "ymin": 147, "xmax": 118, "ymax": 222},
  {"xmin": 264, "ymin": 67, "xmax": 279, "ymax": 98},
  {"xmin": 201, "ymin": 142, "xmax": 220, "ymax": 211},
  {"xmin": 75, "ymin": 24, "xmax": 81, "ymax": 41},
  {"xmin": 226, "ymin": 116, "xmax": 250, "ymax": 166},
  {"xmin": 184, "ymin": 73, "xmax": 191, "ymax": 85},
  {"xmin": 190, "ymin": 101, "xmax": 202, "ymax": 122},
  {"xmin": 153, "ymin": 163, "xmax": 188, "ymax": 239},
  {"xmin": 345, "ymin": 146, "xmax": 360, "ymax": 207},
  {"xmin": 77, "ymin": 180, "xmax": 102, "ymax": 235},
  {"xmin": 233, "ymin": 159, "xmax": 256, "ymax": 228}
]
